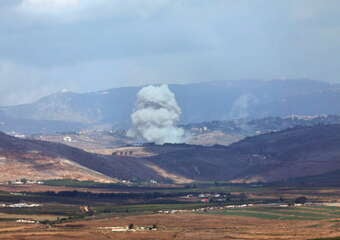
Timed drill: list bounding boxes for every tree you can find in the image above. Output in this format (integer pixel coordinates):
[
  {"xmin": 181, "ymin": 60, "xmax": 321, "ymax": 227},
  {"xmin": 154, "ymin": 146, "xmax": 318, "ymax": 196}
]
[
  {"xmin": 294, "ymin": 196, "xmax": 307, "ymax": 204},
  {"xmin": 20, "ymin": 178, "xmax": 27, "ymax": 184}
]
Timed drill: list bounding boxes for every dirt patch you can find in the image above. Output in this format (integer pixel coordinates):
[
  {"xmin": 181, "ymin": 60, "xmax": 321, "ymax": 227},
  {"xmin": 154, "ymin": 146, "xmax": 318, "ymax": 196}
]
[
  {"xmin": 145, "ymin": 163, "xmax": 193, "ymax": 184},
  {"xmin": 1, "ymin": 213, "xmax": 340, "ymax": 240}
]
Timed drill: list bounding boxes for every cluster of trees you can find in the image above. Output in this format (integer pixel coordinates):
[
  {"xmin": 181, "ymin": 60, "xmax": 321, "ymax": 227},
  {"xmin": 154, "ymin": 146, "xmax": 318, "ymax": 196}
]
[{"xmin": 279, "ymin": 196, "xmax": 308, "ymax": 205}]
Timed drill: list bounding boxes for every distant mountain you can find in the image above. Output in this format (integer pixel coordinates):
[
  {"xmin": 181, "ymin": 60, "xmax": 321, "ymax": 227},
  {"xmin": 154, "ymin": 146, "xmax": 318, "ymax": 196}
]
[
  {"xmin": 1, "ymin": 124, "xmax": 340, "ymax": 186},
  {"xmin": 1, "ymin": 79, "xmax": 340, "ymax": 132},
  {"xmin": 0, "ymin": 111, "xmax": 87, "ymax": 134},
  {"xmin": 0, "ymin": 88, "xmax": 138, "ymax": 128}
]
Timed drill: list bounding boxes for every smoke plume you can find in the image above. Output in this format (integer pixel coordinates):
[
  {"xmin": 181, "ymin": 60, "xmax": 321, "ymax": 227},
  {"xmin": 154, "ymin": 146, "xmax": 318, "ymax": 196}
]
[
  {"xmin": 128, "ymin": 84, "xmax": 184, "ymax": 145},
  {"xmin": 229, "ymin": 94, "xmax": 258, "ymax": 119}
]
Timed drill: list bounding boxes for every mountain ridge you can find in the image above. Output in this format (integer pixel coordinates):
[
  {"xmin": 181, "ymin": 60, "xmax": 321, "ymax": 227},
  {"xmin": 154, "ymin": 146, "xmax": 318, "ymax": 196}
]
[{"xmin": 1, "ymin": 79, "xmax": 339, "ymax": 131}]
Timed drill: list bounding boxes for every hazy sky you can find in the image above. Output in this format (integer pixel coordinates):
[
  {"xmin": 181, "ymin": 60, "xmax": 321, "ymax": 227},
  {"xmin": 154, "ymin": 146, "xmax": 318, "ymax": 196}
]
[{"xmin": 0, "ymin": 0, "xmax": 339, "ymax": 105}]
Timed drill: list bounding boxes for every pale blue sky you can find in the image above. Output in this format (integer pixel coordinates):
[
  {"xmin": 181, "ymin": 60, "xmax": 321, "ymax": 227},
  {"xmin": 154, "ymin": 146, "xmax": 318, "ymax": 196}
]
[{"xmin": 0, "ymin": 0, "xmax": 339, "ymax": 105}]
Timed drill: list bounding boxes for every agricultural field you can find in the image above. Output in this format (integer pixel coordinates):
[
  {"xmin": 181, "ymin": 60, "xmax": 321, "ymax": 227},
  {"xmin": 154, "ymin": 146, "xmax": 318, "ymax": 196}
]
[
  {"xmin": 206, "ymin": 205, "xmax": 340, "ymax": 220},
  {"xmin": 1, "ymin": 182, "xmax": 340, "ymax": 239},
  {"xmin": 1, "ymin": 211, "xmax": 340, "ymax": 240}
]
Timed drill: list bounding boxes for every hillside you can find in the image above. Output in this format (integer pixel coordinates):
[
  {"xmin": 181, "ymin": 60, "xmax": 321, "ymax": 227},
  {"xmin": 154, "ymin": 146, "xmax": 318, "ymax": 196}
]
[
  {"xmin": 1, "ymin": 124, "xmax": 340, "ymax": 185},
  {"xmin": 273, "ymin": 170, "xmax": 340, "ymax": 187},
  {"xmin": 184, "ymin": 115, "xmax": 340, "ymax": 146},
  {"xmin": 21, "ymin": 115, "xmax": 340, "ymax": 151},
  {"xmin": 184, "ymin": 115, "xmax": 340, "ymax": 136},
  {"xmin": 1, "ymin": 79, "xmax": 340, "ymax": 133},
  {"xmin": 144, "ymin": 124, "xmax": 340, "ymax": 183},
  {"xmin": 0, "ymin": 132, "xmax": 162, "ymax": 183}
]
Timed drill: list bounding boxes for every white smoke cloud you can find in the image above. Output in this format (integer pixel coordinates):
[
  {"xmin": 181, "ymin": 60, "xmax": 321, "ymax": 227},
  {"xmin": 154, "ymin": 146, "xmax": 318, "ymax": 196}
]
[{"xmin": 128, "ymin": 84, "xmax": 184, "ymax": 144}]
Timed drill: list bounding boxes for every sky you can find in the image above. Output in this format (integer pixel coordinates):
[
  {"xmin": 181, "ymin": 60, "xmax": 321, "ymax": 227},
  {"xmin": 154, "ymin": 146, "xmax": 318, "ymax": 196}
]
[{"xmin": 0, "ymin": 0, "xmax": 340, "ymax": 106}]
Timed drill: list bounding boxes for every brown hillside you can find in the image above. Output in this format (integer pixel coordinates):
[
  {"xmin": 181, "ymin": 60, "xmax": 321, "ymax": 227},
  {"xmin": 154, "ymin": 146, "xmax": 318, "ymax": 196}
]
[{"xmin": 1, "ymin": 124, "xmax": 340, "ymax": 185}]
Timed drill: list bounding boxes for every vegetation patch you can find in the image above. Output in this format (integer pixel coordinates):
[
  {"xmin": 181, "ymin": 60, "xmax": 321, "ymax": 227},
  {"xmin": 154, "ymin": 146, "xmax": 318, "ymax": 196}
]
[{"xmin": 206, "ymin": 206, "xmax": 340, "ymax": 221}]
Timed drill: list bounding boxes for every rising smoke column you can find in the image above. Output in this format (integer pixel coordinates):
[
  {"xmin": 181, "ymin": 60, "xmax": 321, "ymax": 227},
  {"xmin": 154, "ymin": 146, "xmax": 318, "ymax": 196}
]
[{"xmin": 128, "ymin": 84, "xmax": 184, "ymax": 145}]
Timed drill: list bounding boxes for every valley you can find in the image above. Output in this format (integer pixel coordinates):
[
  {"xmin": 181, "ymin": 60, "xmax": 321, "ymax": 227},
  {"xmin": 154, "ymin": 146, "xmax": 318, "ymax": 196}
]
[
  {"xmin": 1, "ymin": 122, "xmax": 340, "ymax": 239},
  {"xmin": 2, "ymin": 2, "xmax": 339, "ymax": 238},
  {"xmin": 0, "ymin": 182, "xmax": 340, "ymax": 239},
  {"xmin": 1, "ymin": 83, "xmax": 340, "ymax": 239}
]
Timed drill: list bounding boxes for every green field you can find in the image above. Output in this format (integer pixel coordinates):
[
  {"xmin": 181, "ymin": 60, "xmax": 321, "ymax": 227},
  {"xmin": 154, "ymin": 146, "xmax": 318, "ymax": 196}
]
[
  {"xmin": 206, "ymin": 206, "xmax": 340, "ymax": 220},
  {"xmin": 93, "ymin": 202, "xmax": 209, "ymax": 216}
]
